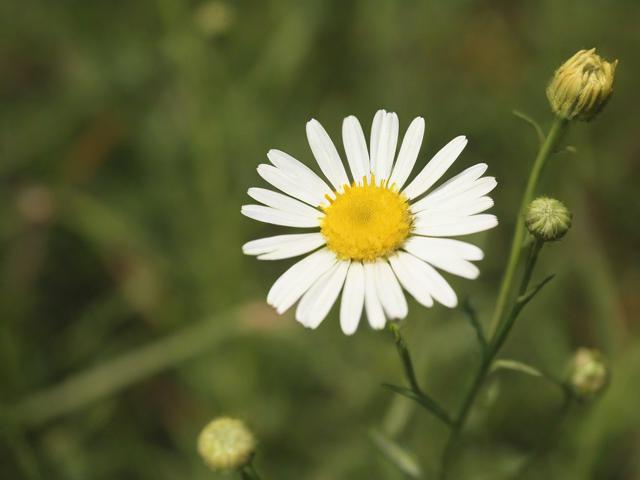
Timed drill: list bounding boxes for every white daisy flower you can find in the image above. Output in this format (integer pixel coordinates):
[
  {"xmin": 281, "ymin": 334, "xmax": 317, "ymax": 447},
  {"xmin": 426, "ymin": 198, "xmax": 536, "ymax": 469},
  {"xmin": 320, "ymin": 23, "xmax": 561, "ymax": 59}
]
[{"xmin": 242, "ymin": 109, "xmax": 498, "ymax": 335}]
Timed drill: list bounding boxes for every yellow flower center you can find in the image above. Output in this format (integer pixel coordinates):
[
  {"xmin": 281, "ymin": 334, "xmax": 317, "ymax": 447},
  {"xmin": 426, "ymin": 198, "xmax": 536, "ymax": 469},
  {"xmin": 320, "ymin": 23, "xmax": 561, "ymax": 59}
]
[{"xmin": 321, "ymin": 177, "xmax": 412, "ymax": 261}]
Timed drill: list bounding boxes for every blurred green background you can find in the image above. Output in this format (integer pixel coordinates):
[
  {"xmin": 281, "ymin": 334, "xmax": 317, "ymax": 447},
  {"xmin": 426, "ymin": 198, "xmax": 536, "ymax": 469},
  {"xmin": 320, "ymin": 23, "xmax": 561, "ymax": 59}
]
[{"xmin": 2, "ymin": 0, "xmax": 639, "ymax": 478}]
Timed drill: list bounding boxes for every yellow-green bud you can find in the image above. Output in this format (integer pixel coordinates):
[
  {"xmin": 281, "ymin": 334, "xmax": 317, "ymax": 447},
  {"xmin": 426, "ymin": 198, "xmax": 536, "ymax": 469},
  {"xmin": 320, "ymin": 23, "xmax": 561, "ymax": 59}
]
[
  {"xmin": 547, "ymin": 48, "xmax": 617, "ymax": 121},
  {"xmin": 525, "ymin": 197, "xmax": 572, "ymax": 242},
  {"xmin": 194, "ymin": 1, "xmax": 235, "ymax": 37},
  {"xmin": 567, "ymin": 348, "xmax": 608, "ymax": 399},
  {"xmin": 197, "ymin": 417, "xmax": 256, "ymax": 471}
]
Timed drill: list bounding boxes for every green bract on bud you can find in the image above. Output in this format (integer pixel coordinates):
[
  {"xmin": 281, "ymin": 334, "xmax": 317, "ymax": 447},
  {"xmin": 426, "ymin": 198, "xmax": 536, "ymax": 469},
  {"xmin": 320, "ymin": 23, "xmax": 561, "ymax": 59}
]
[
  {"xmin": 197, "ymin": 417, "xmax": 256, "ymax": 471},
  {"xmin": 567, "ymin": 348, "xmax": 608, "ymax": 399},
  {"xmin": 547, "ymin": 48, "xmax": 617, "ymax": 121},
  {"xmin": 525, "ymin": 197, "xmax": 572, "ymax": 242}
]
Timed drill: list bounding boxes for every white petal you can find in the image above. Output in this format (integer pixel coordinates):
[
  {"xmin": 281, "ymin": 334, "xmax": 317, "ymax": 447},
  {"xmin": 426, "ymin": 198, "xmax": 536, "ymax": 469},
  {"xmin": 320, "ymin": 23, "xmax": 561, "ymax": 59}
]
[
  {"xmin": 369, "ymin": 110, "xmax": 384, "ymax": 176},
  {"xmin": 257, "ymin": 164, "xmax": 327, "ymax": 207},
  {"xmin": 364, "ymin": 262, "xmax": 386, "ymax": 329},
  {"xmin": 257, "ymin": 241, "xmax": 325, "ymax": 261},
  {"xmin": 306, "ymin": 119, "xmax": 350, "ymax": 191},
  {"xmin": 434, "ymin": 178, "xmax": 497, "ymax": 208},
  {"xmin": 374, "ymin": 260, "xmax": 408, "ymax": 319},
  {"xmin": 403, "ymin": 237, "xmax": 484, "ymax": 261},
  {"xmin": 388, "ymin": 117, "xmax": 425, "ymax": 189},
  {"xmin": 248, "ymin": 188, "xmax": 324, "ymax": 219},
  {"xmin": 388, "ymin": 253, "xmax": 434, "ymax": 307},
  {"xmin": 296, "ymin": 260, "xmax": 349, "ymax": 329},
  {"xmin": 370, "ymin": 110, "xmax": 399, "ymax": 180},
  {"xmin": 396, "ymin": 251, "xmax": 458, "ymax": 308},
  {"xmin": 403, "ymin": 240, "xmax": 480, "ymax": 280},
  {"xmin": 342, "ymin": 116, "xmax": 370, "ymax": 185},
  {"xmin": 267, "ymin": 248, "xmax": 337, "ymax": 314},
  {"xmin": 413, "ymin": 214, "xmax": 498, "ymax": 237},
  {"xmin": 402, "ymin": 136, "xmax": 467, "ymax": 200},
  {"xmin": 267, "ymin": 149, "xmax": 333, "ymax": 199},
  {"xmin": 410, "ymin": 163, "xmax": 487, "ymax": 212},
  {"xmin": 242, "ymin": 233, "xmax": 326, "ymax": 260},
  {"xmin": 340, "ymin": 262, "xmax": 365, "ymax": 335},
  {"xmin": 411, "ymin": 173, "xmax": 496, "ymax": 214},
  {"xmin": 241, "ymin": 205, "xmax": 320, "ymax": 228},
  {"xmin": 421, "ymin": 196, "xmax": 494, "ymax": 217}
]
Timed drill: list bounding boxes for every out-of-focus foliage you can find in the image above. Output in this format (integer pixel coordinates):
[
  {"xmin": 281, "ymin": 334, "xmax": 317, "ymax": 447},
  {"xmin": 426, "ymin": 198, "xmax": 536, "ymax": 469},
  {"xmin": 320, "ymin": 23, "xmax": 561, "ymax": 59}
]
[{"xmin": 1, "ymin": 0, "xmax": 639, "ymax": 479}]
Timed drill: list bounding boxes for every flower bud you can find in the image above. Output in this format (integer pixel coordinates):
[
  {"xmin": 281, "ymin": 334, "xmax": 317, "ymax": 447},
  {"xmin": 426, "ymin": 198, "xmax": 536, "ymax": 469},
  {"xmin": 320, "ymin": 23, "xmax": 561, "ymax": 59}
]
[
  {"xmin": 525, "ymin": 197, "xmax": 572, "ymax": 242},
  {"xmin": 197, "ymin": 417, "xmax": 256, "ymax": 471},
  {"xmin": 567, "ymin": 348, "xmax": 608, "ymax": 399},
  {"xmin": 547, "ymin": 48, "xmax": 617, "ymax": 121},
  {"xmin": 194, "ymin": 1, "xmax": 235, "ymax": 37}
]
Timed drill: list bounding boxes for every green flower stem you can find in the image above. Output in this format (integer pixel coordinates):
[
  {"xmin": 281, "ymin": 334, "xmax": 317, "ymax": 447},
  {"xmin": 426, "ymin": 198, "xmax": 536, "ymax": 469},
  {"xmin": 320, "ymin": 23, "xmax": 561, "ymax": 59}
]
[
  {"xmin": 440, "ymin": 239, "xmax": 549, "ymax": 478},
  {"xmin": 488, "ymin": 117, "xmax": 568, "ymax": 336},
  {"xmin": 438, "ymin": 117, "xmax": 569, "ymax": 477},
  {"xmin": 518, "ymin": 239, "xmax": 543, "ymax": 298},
  {"xmin": 490, "ymin": 238, "xmax": 545, "ymax": 357},
  {"xmin": 240, "ymin": 462, "xmax": 262, "ymax": 480}
]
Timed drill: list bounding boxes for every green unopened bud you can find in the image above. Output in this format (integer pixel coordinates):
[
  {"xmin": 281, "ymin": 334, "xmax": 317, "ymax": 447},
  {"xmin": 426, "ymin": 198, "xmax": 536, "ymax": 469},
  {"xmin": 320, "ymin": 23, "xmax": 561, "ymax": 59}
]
[
  {"xmin": 547, "ymin": 48, "xmax": 617, "ymax": 121},
  {"xmin": 198, "ymin": 417, "xmax": 256, "ymax": 471},
  {"xmin": 525, "ymin": 197, "xmax": 572, "ymax": 242},
  {"xmin": 567, "ymin": 348, "xmax": 608, "ymax": 399}
]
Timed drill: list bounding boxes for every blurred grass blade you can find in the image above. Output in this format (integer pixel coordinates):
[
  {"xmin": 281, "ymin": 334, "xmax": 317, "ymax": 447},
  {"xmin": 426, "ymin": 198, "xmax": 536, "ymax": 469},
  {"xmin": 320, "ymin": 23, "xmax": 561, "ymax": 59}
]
[
  {"xmin": 382, "ymin": 383, "xmax": 452, "ymax": 427},
  {"xmin": 12, "ymin": 305, "xmax": 256, "ymax": 427},
  {"xmin": 369, "ymin": 429, "xmax": 422, "ymax": 478}
]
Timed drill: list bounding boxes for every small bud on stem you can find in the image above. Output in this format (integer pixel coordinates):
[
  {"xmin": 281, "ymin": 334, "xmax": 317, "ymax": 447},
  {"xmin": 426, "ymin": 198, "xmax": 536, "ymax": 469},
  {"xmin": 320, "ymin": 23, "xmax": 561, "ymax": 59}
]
[
  {"xmin": 198, "ymin": 417, "xmax": 256, "ymax": 471},
  {"xmin": 567, "ymin": 348, "xmax": 608, "ymax": 399},
  {"xmin": 525, "ymin": 197, "xmax": 572, "ymax": 242}
]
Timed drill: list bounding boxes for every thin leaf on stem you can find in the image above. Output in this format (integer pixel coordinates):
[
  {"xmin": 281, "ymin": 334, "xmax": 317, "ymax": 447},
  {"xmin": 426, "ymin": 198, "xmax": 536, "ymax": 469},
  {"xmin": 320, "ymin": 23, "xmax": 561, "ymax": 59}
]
[
  {"xmin": 517, "ymin": 274, "xmax": 556, "ymax": 307},
  {"xmin": 382, "ymin": 383, "xmax": 452, "ymax": 427},
  {"xmin": 461, "ymin": 298, "xmax": 487, "ymax": 354},
  {"xmin": 513, "ymin": 110, "xmax": 545, "ymax": 145},
  {"xmin": 388, "ymin": 323, "xmax": 421, "ymax": 392},
  {"xmin": 491, "ymin": 359, "xmax": 542, "ymax": 377},
  {"xmin": 492, "ymin": 359, "xmax": 566, "ymax": 392}
]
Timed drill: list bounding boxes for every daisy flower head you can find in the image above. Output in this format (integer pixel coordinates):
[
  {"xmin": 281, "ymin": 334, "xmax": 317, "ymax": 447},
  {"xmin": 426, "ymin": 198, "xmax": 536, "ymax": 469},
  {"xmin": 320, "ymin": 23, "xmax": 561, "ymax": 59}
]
[{"xmin": 242, "ymin": 110, "xmax": 498, "ymax": 335}]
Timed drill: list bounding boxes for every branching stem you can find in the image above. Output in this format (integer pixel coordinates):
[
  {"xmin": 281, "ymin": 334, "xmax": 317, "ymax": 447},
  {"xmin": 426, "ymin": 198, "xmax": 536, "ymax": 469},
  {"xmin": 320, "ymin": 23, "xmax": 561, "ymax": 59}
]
[
  {"xmin": 489, "ymin": 117, "xmax": 567, "ymax": 336},
  {"xmin": 438, "ymin": 117, "xmax": 569, "ymax": 478}
]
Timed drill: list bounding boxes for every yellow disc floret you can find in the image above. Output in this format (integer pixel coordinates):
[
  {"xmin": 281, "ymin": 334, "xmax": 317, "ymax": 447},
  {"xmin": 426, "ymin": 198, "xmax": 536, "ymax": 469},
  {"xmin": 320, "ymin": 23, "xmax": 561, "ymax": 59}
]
[{"xmin": 321, "ymin": 177, "xmax": 412, "ymax": 261}]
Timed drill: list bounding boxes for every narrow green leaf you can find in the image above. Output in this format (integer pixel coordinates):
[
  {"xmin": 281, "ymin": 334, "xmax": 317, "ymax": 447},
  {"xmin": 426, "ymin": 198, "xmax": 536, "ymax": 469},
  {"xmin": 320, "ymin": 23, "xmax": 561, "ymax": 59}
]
[
  {"xmin": 370, "ymin": 430, "xmax": 422, "ymax": 478},
  {"xmin": 513, "ymin": 109, "xmax": 544, "ymax": 145},
  {"xmin": 517, "ymin": 274, "xmax": 555, "ymax": 307},
  {"xmin": 461, "ymin": 298, "xmax": 487, "ymax": 353},
  {"xmin": 491, "ymin": 359, "xmax": 543, "ymax": 377},
  {"xmin": 382, "ymin": 383, "xmax": 452, "ymax": 427},
  {"xmin": 491, "ymin": 359, "xmax": 565, "ymax": 390}
]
